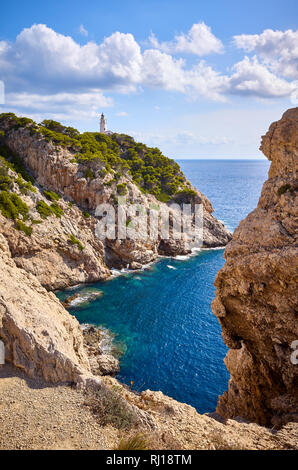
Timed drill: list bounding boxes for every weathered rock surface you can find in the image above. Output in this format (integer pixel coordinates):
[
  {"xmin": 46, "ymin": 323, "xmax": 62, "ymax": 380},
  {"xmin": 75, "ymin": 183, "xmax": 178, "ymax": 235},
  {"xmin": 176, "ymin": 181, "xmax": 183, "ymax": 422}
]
[
  {"xmin": 82, "ymin": 325, "xmax": 120, "ymax": 376},
  {"xmin": 212, "ymin": 108, "xmax": 298, "ymax": 426},
  {"xmin": 0, "ymin": 233, "xmax": 90, "ymax": 382},
  {"xmin": 1, "ymin": 121, "xmax": 231, "ymax": 275},
  {"xmin": 0, "ymin": 201, "xmax": 110, "ymax": 290}
]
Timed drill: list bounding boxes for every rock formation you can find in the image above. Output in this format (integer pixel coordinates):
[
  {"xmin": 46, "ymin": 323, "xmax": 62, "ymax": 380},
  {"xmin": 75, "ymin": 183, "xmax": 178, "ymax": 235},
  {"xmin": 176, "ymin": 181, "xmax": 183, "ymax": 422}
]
[
  {"xmin": 212, "ymin": 108, "xmax": 298, "ymax": 426},
  {"xmin": 0, "ymin": 115, "xmax": 231, "ymax": 281},
  {"xmin": 0, "ymin": 232, "xmax": 90, "ymax": 382}
]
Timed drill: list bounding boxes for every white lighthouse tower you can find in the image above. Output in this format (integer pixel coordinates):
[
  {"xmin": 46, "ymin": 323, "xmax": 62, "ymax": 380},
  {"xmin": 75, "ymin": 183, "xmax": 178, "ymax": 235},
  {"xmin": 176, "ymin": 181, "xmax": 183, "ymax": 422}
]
[{"xmin": 100, "ymin": 113, "xmax": 107, "ymax": 133}]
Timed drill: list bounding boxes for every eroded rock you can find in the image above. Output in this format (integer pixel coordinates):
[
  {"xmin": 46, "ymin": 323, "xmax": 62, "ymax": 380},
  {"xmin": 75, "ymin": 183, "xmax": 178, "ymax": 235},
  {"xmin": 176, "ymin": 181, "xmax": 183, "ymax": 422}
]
[{"xmin": 212, "ymin": 108, "xmax": 298, "ymax": 426}]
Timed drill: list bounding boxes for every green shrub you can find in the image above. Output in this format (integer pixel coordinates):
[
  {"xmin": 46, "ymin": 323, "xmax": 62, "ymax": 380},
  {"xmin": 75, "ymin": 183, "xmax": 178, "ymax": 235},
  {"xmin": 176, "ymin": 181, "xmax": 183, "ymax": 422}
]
[
  {"xmin": 36, "ymin": 200, "xmax": 63, "ymax": 218},
  {"xmin": 174, "ymin": 188, "xmax": 197, "ymax": 203},
  {"xmin": 156, "ymin": 192, "xmax": 171, "ymax": 203},
  {"xmin": 83, "ymin": 211, "xmax": 91, "ymax": 218},
  {"xmin": 15, "ymin": 219, "xmax": 33, "ymax": 236},
  {"xmin": 277, "ymin": 183, "xmax": 292, "ymax": 196},
  {"xmin": 0, "ymin": 143, "xmax": 34, "ymax": 183},
  {"xmin": 0, "ymin": 175, "xmax": 12, "ymax": 191},
  {"xmin": 117, "ymin": 183, "xmax": 127, "ymax": 195},
  {"xmin": 98, "ymin": 168, "xmax": 108, "ymax": 178},
  {"xmin": 50, "ymin": 202, "xmax": 63, "ymax": 218},
  {"xmin": 84, "ymin": 168, "xmax": 95, "ymax": 179},
  {"xmin": 68, "ymin": 234, "xmax": 84, "ymax": 251},
  {"xmin": 36, "ymin": 200, "xmax": 53, "ymax": 219},
  {"xmin": 43, "ymin": 190, "xmax": 61, "ymax": 201},
  {"xmin": 15, "ymin": 176, "xmax": 36, "ymax": 194},
  {"xmin": 0, "ymin": 191, "xmax": 29, "ymax": 219}
]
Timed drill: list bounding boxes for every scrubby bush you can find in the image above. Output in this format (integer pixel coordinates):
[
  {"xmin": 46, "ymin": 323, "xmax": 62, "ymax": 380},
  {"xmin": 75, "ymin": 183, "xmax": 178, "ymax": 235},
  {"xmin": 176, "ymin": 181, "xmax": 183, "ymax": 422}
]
[
  {"xmin": 174, "ymin": 188, "xmax": 197, "ymax": 203},
  {"xmin": 0, "ymin": 144, "xmax": 34, "ymax": 184},
  {"xmin": 36, "ymin": 200, "xmax": 63, "ymax": 218},
  {"xmin": 116, "ymin": 434, "xmax": 149, "ymax": 450},
  {"xmin": 36, "ymin": 200, "xmax": 53, "ymax": 219},
  {"xmin": 43, "ymin": 190, "xmax": 61, "ymax": 201},
  {"xmin": 84, "ymin": 388, "xmax": 139, "ymax": 430},
  {"xmin": 277, "ymin": 183, "xmax": 293, "ymax": 196},
  {"xmin": 0, "ymin": 191, "xmax": 29, "ymax": 219},
  {"xmin": 68, "ymin": 234, "xmax": 84, "ymax": 251},
  {"xmin": 50, "ymin": 202, "xmax": 63, "ymax": 218},
  {"xmin": 15, "ymin": 219, "xmax": 33, "ymax": 236},
  {"xmin": 117, "ymin": 183, "xmax": 127, "ymax": 195},
  {"xmin": 0, "ymin": 174, "xmax": 12, "ymax": 191},
  {"xmin": 16, "ymin": 177, "xmax": 36, "ymax": 194},
  {"xmin": 84, "ymin": 168, "xmax": 95, "ymax": 179}
]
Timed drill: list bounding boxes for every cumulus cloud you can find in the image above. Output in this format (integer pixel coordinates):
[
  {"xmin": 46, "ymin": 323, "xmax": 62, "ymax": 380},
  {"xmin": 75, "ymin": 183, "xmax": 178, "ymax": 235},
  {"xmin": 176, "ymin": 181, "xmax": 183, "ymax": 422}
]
[
  {"xmin": 4, "ymin": 90, "xmax": 113, "ymax": 120},
  {"xmin": 227, "ymin": 56, "xmax": 295, "ymax": 97},
  {"xmin": 0, "ymin": 23, "xmax": 297, "ymax": 120},
  {"xmin": 234, "ymin": 29, "xmax": 298, "ymax": 79},
  {"xmin": 149, "ymin": 22, "xmax": 223, "ymax": 55}
]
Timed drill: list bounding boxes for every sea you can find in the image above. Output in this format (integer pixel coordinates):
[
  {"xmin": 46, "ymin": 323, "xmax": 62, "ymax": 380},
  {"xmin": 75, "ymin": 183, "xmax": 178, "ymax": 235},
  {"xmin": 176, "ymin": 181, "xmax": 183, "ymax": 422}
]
[{"xmin": 57, "ymin": 159, "xmax": 270, "ymax": 413}]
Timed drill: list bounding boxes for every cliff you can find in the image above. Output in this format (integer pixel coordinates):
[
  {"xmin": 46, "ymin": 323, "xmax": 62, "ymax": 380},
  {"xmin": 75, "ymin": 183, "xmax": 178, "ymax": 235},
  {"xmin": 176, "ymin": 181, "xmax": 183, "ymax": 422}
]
[
  {"xmin": 0, "ymin": 232, "xmax": 90, "ymax": 382},
  {"xmin": 0, "ymin": 113, "xmax": 231, "ymax": 290},
  {"xmin": 0, "ymin": 110, "xmax": 297, "ymax": 449},
  {"xmin": 212, "ymin": 108, "xmax": 298, "ymax": 426}
]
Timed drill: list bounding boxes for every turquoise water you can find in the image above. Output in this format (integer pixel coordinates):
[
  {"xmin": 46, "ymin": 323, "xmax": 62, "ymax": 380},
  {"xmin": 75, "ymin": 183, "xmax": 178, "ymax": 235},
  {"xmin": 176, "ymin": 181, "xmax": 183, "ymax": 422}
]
[{"xmin": 57, "ymin": 159, "xmax": 270, "ymax": 413}]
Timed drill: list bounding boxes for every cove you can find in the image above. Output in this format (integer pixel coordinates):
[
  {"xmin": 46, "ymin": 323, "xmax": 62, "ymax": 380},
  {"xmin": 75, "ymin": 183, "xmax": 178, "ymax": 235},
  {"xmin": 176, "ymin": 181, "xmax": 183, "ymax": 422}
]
[{"xmin": 57, "ymin": 159, "xmax": 270, "ymax": 413}]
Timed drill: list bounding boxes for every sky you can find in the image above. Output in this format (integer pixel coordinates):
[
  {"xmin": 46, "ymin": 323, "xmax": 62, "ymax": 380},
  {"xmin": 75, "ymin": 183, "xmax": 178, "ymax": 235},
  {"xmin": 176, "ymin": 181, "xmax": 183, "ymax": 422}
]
[{"xmin": 0, "ymin": 0, "xmax": 297, "ymax": 159}]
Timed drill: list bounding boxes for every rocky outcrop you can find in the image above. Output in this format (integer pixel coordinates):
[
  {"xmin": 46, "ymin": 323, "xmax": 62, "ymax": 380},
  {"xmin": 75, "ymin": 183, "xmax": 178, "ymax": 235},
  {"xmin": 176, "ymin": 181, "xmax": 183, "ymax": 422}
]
[
  {"xmin": 0, "ymin": 192, "xmax": 110, "ymax": 290},
  {"xmin": 212, "ymin": 108, "xmax": 298, "ymax": 426},
  {"xmin": 82, "ymin": 325, "xmax": 120, "ymax": 376},
  {"xmin": 1, "ymin": 120, "xmax": 231, "ymax": 274},
  {"xmin": 0, "ymin": 233, "xmax": 90, "ymax": 383}
]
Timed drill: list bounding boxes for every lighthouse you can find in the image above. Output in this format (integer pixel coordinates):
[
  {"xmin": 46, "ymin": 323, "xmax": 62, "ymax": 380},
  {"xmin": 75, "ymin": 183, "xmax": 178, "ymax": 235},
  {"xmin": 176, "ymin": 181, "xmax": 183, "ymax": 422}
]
[{"xmin": 100, "ymin": 113, "xmax": 107, "ymax": 133}]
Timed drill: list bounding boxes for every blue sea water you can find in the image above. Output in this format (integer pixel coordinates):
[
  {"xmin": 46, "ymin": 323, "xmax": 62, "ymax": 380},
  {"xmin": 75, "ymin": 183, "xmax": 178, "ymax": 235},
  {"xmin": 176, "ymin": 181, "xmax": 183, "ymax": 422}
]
[{"xmin": 57, "ymin": 159, "xmax": 270, "ymax": 413}]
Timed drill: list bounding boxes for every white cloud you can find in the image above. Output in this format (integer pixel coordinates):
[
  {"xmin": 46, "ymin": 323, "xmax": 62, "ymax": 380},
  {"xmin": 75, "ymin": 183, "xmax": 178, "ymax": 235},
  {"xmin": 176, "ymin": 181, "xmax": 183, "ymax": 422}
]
[
  {"xmin": 149, "ymin": 22, "xmax": 223, "ymax": 56},
  {"xmin": 116, "ymin": 111, "xmax": 127, "ymax": 116},
  {"xmin": 79, "ymin": 25, "xmax": 88, "ymax": 37},
  {"xmin": 4, "ymin": 90, "xmax": 113, "ymax": 120},
  {"xmin": 227, "ymin": 56, "xmax": 295, "ymax": 97},
  {"xmin": 234, "ymin": 29, "xmax": 298, "ymax": 79},
  {"xmin": 0, "ymin": 23, "xmax": 297, "ymax": 120},
  {"xmin": 1, "ymin": 24, "xmax": 143, "ymax": 93}
]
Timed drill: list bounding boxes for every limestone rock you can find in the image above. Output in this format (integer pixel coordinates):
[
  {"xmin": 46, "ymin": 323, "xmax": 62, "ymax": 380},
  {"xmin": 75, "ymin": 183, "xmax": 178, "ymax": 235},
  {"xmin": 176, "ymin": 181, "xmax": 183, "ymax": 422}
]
[
  {"xmin": 212, "ymin": 108, "xmax": 298, "ymax": 426},
  {"xmin": 1, "ymin": 122, "xmax": 231, "ymax": 273},
  {"xmin": 0, "ymin": 233, "xmax": 90, "ymax": 383}
]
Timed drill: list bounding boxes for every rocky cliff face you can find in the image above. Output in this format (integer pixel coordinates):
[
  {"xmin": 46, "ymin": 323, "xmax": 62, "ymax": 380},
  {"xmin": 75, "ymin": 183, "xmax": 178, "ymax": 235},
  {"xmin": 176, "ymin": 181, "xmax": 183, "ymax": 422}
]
[
  {"xmin": 212, "ymin": 108, "xmax": 298, "ymax": 426},
  {"xmin": 0, "ymin": 232, "xmax": 90, "ymax": 382},
  {"xmin": 0, "ymin": 117, "xmax": 231, "ymax": 279}
]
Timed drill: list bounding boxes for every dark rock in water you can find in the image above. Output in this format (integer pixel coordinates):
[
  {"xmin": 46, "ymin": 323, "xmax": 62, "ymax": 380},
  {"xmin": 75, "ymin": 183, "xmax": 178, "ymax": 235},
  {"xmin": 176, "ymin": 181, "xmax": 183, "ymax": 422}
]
[
  {"xmin": 82, "ymin": 325, "xmax": 120, "ymax": 376},
  {"xmin": 62, "ymin": 293, "xmax": 80, "ymax": 308},
  {"xmin": 62, "ymin": 290, "xmax": 103, "ymax": 308}
]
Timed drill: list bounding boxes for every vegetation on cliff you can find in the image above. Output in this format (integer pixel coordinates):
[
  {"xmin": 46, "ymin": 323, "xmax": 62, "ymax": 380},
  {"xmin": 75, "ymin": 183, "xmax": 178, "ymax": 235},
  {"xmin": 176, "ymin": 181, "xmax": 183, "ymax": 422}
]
[{"xmin": 0, "ymin": 113, "xmax": 191, "ymax": 202}]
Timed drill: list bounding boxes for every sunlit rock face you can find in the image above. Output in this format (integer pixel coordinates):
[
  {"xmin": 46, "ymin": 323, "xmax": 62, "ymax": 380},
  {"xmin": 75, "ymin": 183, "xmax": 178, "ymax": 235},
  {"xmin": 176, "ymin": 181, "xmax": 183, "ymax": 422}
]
[{"xmin": 212, "ymin": 108, "xmax": 298, "ymax": 426}]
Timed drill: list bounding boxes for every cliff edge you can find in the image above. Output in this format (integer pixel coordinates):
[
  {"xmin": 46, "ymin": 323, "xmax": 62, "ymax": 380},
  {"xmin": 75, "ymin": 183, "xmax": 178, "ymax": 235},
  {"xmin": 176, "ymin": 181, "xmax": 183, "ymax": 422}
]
[{"xmin": 212, "ymin": 108, "xmax": 298, "ymax": 426}]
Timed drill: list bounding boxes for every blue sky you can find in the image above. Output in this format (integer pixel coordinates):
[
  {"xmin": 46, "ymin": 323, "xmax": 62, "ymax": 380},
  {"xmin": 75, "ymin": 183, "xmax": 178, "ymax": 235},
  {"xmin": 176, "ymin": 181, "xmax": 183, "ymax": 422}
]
[{"xmin": 0, "ymin": 0, "xmax": 297, "ymax": 158}]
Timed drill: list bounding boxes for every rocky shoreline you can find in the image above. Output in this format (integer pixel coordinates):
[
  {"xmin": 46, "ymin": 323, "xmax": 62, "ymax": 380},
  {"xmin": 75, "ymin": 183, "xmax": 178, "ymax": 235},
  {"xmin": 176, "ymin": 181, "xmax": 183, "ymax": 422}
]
[{"xmin": 0, "ymin": 109, "xmax": 297, "ymax": 449}]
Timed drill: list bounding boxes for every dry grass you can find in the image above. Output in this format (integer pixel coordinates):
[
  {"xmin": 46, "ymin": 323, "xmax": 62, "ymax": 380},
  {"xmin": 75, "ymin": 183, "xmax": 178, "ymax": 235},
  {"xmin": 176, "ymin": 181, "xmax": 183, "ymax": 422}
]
[
  {"xmin": 116, "ymin": 433, "xmax": 149, "ymax": 450},
  {"xmin": 84, "ymin": 387, "xmax": 139, "ymax": 430}
]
